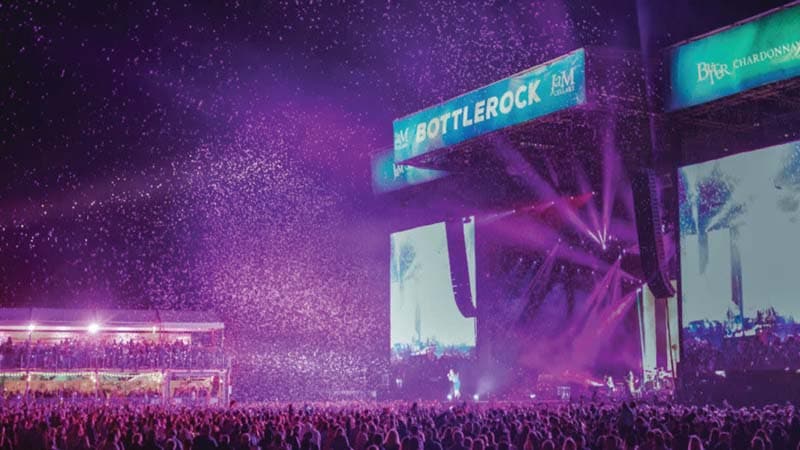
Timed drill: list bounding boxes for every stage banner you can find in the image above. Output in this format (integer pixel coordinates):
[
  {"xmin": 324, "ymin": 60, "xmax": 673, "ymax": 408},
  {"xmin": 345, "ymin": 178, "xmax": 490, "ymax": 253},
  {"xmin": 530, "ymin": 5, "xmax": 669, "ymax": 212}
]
[
  {"xmin": 371, "ymin": 148, "xmax": 447, "ymax": 193},
  {"xmin": 393, "ymin": 49, "xmax": 586, "ymax": 163},
  {"xmin": 669, "ymin": 3, "xmax": 800, "ymax": 111}
]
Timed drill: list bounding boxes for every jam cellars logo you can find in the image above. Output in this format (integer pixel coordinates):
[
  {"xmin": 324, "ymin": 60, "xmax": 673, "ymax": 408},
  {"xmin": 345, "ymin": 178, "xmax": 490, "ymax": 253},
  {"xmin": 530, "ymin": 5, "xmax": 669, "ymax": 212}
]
[
  {"xmin": 551, "ymin": 67, "xmax": 577, "ymax": 96},
  {"xmin": 392, "ymin": 162, "xmax": 407, "ymax": 180},
  {"xmin": 394, "ymin": 127, "xmax": 411, "ymax": 150}
]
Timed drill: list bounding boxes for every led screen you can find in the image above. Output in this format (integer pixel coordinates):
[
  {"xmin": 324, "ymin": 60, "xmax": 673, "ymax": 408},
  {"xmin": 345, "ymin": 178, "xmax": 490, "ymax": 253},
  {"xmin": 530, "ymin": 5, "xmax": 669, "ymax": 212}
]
[
  {"xmin": 390, "ymin": 218, "xmax": 476, "ymax": 360},
  {"xmin": 679, "ymin": 141, "xmax": 800, "ymax": 371}
]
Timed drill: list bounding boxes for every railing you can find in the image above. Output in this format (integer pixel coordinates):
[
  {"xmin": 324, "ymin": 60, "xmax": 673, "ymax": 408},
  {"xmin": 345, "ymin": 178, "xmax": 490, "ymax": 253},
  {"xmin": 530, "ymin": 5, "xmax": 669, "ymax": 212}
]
[{"xmin": 0, "ymin": 343, "xmax": 227, "ymax": 371}]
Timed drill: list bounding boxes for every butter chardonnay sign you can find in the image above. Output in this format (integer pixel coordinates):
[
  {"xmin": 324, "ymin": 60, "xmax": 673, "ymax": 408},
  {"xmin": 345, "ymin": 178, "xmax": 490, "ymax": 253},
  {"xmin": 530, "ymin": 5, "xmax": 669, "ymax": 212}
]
[
  {"xmin": 669, "ymin": 3, "xmax": 800, "ymax": 111},
  {"xmin": 393, "ymin": 49, "xmax": 585, "ymax": 163}
]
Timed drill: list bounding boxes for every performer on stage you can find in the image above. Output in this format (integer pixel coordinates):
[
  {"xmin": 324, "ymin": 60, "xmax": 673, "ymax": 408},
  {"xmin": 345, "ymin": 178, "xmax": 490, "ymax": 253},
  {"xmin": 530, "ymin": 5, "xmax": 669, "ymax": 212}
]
[
  {"xmin": 625, "ymin": 370, "xmax": 638, "ymax": 399},
  {"xmin": 605, "ymin": 375, "xmax": 615, "ymax": 392},
  {"xmin": 447, "ymin": 369, "xmax": 461, "ymax": 400}
]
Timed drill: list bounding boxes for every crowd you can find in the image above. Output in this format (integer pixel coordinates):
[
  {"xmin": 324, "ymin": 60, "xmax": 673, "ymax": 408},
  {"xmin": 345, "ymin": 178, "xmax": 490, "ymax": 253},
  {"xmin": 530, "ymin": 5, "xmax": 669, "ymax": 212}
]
[
  {"xmin": 0, "ymin": 400, "xmax": 799, "ymax": 450},
  {"xmin": 682, "ymin": 336, "xmax": 800, "ymax": 375},
  {"xmin": 0, "ymin": 338, "xmax": 226, "ymax": 371},
  {"xmin": 2, "ymin": 389, "xmax": 162, "ymax": 405}
]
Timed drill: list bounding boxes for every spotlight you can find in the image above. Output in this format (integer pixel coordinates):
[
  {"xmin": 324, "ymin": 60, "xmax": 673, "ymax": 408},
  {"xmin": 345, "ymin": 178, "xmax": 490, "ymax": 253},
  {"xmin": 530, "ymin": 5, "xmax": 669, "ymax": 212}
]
[
  {"xmin": 473, "ymin": 394, "xmax": 480, "ymax": 401},
  {"xmin": 447, "ymin": 394, "xmax": 453, "ymax": 401},
  {"xmin": 529, "ymin": 394, "xmax": 537, "ymax": 399},
  {"xmin": 87, "ymin": 323, "xmax": 100, "ymax": 334},
  {"xmin": 27, "ymin": 323, "xmax": 35, "ymax": 333}
]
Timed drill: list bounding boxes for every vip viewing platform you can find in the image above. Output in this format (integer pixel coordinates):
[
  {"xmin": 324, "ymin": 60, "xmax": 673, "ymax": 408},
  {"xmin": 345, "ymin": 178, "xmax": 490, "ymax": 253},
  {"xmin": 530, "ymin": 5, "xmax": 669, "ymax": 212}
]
[
  {"xmin": 0, "ymin": 307, "xmax": 229, "ymax": 404},
  {"xmin": 0, "ymin": 307, "xmax": 226, "ymax": 371}
]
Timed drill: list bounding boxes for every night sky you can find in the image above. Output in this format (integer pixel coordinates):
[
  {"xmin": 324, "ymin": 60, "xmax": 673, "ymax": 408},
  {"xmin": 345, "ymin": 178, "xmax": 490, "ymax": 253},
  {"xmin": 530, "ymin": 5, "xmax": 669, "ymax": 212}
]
[{"xmin": 0, "ymin": 0, "xmax": 792, "ymax": 396}]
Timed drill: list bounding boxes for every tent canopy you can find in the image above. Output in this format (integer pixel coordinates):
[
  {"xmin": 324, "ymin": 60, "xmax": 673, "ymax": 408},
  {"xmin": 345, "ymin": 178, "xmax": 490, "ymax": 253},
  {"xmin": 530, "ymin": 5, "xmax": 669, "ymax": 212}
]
[{"xmin": 0, "ymin": 308, "xmax": 223, "ymax": 333}]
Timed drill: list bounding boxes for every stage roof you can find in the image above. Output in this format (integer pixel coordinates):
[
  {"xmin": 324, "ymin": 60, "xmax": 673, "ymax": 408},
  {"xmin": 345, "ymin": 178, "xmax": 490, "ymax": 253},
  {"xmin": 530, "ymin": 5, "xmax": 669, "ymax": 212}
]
[{"xmin": 0, "ymin": 307, "xmax": 224, "ymax": 333}]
